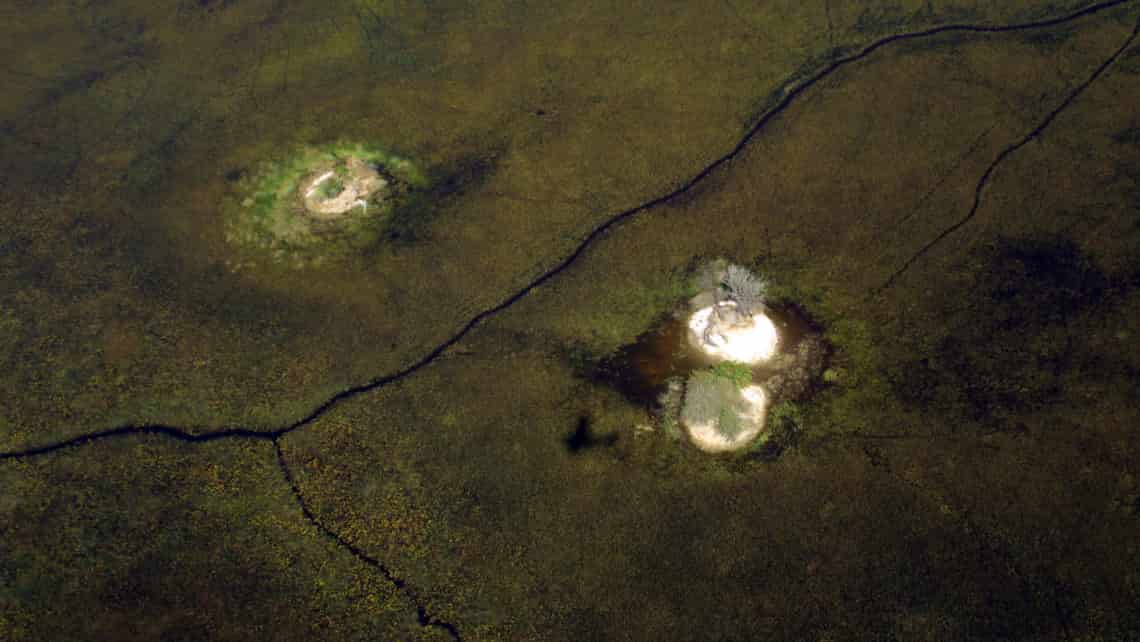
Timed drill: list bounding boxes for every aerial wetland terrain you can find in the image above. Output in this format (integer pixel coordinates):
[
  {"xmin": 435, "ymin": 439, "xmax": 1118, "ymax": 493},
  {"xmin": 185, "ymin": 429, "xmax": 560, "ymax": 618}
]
[{"xmin": 2, "ymin": 1, "xmax": 1139, "ymax": 640}]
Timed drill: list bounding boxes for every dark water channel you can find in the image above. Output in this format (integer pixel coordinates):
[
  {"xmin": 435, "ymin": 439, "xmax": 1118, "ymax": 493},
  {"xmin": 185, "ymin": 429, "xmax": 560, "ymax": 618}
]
[{"xmin": 596, "ymin": 302, "xmax": 821, "ymax": 407}]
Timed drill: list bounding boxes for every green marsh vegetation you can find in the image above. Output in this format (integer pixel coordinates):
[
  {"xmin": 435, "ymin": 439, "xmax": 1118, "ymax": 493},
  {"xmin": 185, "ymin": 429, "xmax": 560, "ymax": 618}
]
[
  {"xmin": 708, "ymin": 360, "xmax": 752, "ymax": 389},
  {"xmin": 2, "ymin": 1, "xmax": 1139, "ymax": 641}
]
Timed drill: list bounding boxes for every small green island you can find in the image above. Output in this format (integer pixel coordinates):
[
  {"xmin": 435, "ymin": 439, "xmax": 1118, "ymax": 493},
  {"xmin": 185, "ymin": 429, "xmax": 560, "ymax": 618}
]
[
  {"xmin": 610, "ymin": 260, "xmax": 827, "ymax": 455},
  {"xmin": 224, "ymin": 142, "xmax": 427, "ymax": 268}
]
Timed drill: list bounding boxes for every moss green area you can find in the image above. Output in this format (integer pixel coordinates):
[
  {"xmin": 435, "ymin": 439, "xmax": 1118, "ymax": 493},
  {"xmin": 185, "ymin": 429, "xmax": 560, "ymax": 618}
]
[{"xmin": 2, "ymin": 1, "xmax": 1139, "ymax": 640}]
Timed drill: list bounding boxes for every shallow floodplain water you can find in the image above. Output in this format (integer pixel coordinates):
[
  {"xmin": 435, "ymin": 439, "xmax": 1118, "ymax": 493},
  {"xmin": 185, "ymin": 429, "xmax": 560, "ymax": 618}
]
[{"xmin": 597, "ymin": 302, "xmax": 821, "ymax": 407}]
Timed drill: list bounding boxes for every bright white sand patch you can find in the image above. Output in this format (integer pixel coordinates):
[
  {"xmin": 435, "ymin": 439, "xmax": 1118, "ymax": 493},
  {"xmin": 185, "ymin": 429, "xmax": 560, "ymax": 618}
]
[
  {"xmin": 687, "ymin": 303, "xmax": 778, "ymax": 364},
  {"xmin": 685, "ymin": 384, "xmax": 768, "ymax": 453},
  {"xmin": 301, "ymin": 157, "xmax": 387, "ymax": 218},
  {"xmin": 304, "ymin": 171, "xmax": 336, "ymax": 198}
]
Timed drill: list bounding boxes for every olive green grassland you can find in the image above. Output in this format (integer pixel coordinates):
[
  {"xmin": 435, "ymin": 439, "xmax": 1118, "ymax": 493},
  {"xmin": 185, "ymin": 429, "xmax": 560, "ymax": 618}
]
[
  {"xmin": 0, "ymin": 0, "xmax": 1114, "ymax": 449},
  {"xmin": 2, "ymin": 1, "xmax": 1138, "ymax": 640}
]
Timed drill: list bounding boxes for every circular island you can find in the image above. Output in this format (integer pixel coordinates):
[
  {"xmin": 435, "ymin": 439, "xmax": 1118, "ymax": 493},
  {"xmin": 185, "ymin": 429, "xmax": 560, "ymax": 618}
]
[
  {"xmin": 616, "ymin": 260, "xmax": 827, "ymax": 457},
  {"xmin": 223, "ymin": 142, "xmax": 427, "ymax": 269},
  {"xmin": 679, "ymin": 263, "xmax": 781, "ymax": 453}
]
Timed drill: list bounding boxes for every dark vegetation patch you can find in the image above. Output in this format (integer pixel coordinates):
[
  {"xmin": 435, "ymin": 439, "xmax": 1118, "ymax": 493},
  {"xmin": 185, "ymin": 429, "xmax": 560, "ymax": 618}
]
[
  {"xmin": 745, "ymin": 400, "xmax": 804, "ymax": 462},
  {"xmin": 1022, "ymin": 19, "xmax": 1083, "ymax": 51},
  {"xmin": 1120, "ymin": 40, "xmax": 1140, "ymax": 74},
  {"xmin": 375, "ymin": 149, "xmax": 501, "ymax": 249},
  {"xmin": 887, "ymin": 235, "xmax": 1121, "ymax": 427},
  {"xmin": 174, "ymin": 0, "xmax": 239, "ymax": 24},
  {"xmin": 196, "ymin": 0, "xmax": 236, "ymax": 11},
  {"xmin": 1111, "ymin": 125, "xmax": 1140, "ymax": 145},
  {"xmin": 120, "ymin": 116, "xmax": 198, "ymax": 196}
]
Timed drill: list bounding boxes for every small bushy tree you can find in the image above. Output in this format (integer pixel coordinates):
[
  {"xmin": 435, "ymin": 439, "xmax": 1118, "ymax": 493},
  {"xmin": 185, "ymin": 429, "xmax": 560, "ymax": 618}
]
[
  {"xmin": 681, "ymin": 370, "xmax": 751, "ymax": 440},
  {"xmin": 719, "ymin": 264, "xmax": 768, "ymax": 317}
]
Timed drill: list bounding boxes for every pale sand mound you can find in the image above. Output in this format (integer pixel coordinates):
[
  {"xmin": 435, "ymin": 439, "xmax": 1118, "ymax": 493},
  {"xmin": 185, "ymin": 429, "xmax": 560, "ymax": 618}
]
[
  {"xmin": 687, "ymin": 302, "xmax": 779, "ymax": 364},
  {"xmin": 684, "ymin": 383, "xmax": 768, "ymax": 453},
  {"xmin": 301, "ymin": 157, "xmax": 388, "ymax": 219}
]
